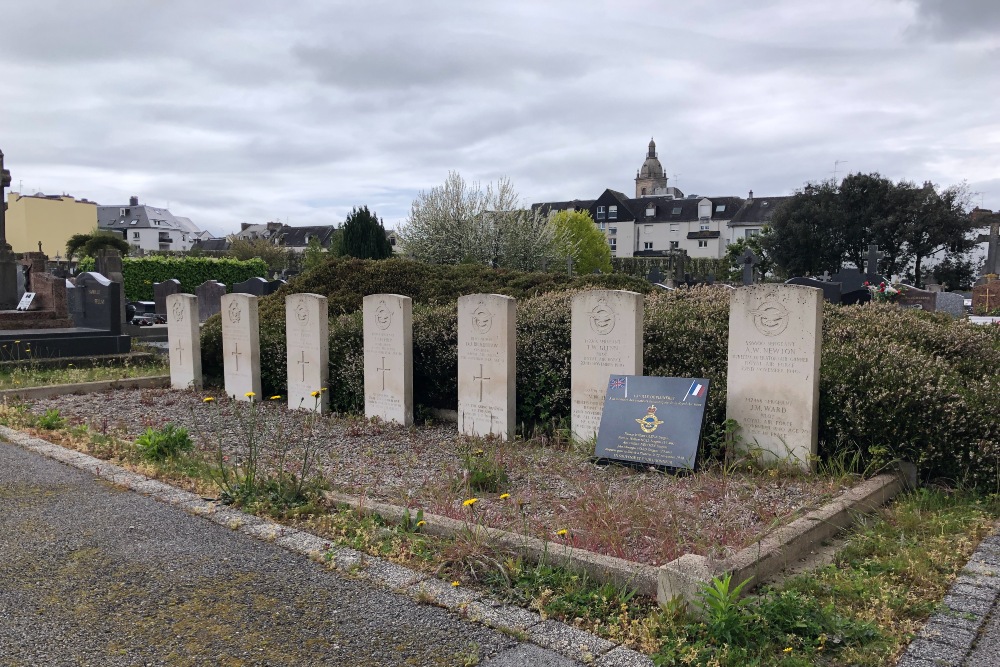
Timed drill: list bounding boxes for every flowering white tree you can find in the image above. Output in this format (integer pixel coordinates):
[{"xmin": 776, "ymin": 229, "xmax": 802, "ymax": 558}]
[{"xmin": 400, "ymin": 171, "xmax": 554, "ymax": 271}]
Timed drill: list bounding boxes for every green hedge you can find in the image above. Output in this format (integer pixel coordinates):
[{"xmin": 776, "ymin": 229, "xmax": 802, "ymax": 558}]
[
  {"xmin": 199, "ymin": 260, "xmax": 1000, "ymax": 487},
  {"xmin": 79, "ymin": 255, "xmax": 268, "ymax": 301}
]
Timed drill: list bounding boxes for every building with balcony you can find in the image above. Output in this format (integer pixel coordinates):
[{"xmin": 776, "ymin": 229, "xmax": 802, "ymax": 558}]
[{"xmin": 97, "ymin": 196, "xmax": 202, "ymax": 252}]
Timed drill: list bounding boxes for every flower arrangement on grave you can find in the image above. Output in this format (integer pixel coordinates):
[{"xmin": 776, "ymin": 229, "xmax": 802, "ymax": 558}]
[{"xmin": 864, "ymin": 281, "xmax": 904, "ymax": 303}]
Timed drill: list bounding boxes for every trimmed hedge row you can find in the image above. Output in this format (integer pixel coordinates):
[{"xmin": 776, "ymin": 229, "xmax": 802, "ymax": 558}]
[
  {"xmin": 199, "ymin": 260, "xmax": 1000, "ymax": 487},
  {"xmin": 79, "ymin": 255, "xmax": 268, "ymax": 301}
]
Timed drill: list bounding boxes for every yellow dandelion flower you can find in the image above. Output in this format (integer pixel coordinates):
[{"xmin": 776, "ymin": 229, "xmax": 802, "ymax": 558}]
[
  {"xmin": 269, "ymin": 395, "xmax": 282, "ymax": 400},
  {"xmin": 310, "ymin": 390, "xmax": 320, "ymax": 397},
  {"xmin": 463, "ymin": 498, "xmax": 478, "ymax": 507},
  {"xmin": 14, "ymin": 340, "xmax": 20, "ymax": 344},
  {"xmin": 321, "ymin": 387, "xmax": 328, "ymax": 393},
  {"xmin": 499, "ymin": 493, "xmax": 510, "ymax": 500},
  {"xmin": 451, "ymin": 581, "xmax": 460, "ymax": 587},
  {"xmin": 783, "ymin": 647, "xmax": 792, "ymax": 653},
  {"xmin": 416, "ymin": 520, "xmax": 426, "ymax": 527},
  {"xmin": 203, "ymin": 397, "xmax": 215, "ymax": 403},
  {"xmin": 556, "ymin": 529, "xmax": 569, "ymax": 537},
  {"xmin": 244, "ymin": 392, "xmax": 256, "ymax": 398}
]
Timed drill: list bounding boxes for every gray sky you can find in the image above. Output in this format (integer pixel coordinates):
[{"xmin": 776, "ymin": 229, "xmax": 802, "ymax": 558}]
[{"xmin": 1, "ymin": 0, "xmax": 998, "ymax": 237}]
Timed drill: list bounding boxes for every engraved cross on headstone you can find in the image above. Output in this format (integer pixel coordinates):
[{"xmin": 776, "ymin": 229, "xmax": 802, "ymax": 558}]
[
  {"xmin": 231, "ymin": 342, "xmax": 242, "ymax": 372},
  {"xmin": 297, "ymin": 350, "xmax": 310, "ymax": 382},
  {"xmin": 984, "ymin": 284, "xmax": 998, "ymax": 312},
  {"xmin": 740, "ymin": 248, "xmax": 759, "ymax": 286},
  {"xmin": 473, "ymin": 363, "xmax": 491, "ymax": 402},
  {"xmin": 864, "ymin": 244, "xmax": 884, "ymax": 282},
  {"xmin": 174, "ymin": 339, "xmax": 184, "ymax": 365},
  {"xmin": 376, "ymin": 356, "xmax": 390, "ymax": 391}
]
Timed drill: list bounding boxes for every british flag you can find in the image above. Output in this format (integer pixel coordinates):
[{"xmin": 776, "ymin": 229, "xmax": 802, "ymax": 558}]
[{"xmin": 609, "ymin": 377, "xmax": 626, "ymax": 389}]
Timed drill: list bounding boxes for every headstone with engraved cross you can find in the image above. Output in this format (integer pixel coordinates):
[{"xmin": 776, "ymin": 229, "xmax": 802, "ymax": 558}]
[
  {"xmin": 286, "ymin": 293, "xmax": 329, "ymax": 412},
  {"xmin": 740, "ymin": 248, "xmax": 759, "ymax": 286},
  {"xmin": 221, "ymin": 293, "xmax": 261, "ymax": 401},
  {"xmin": 458, "ymin": 294, "xmax": 516, "ymax": 439},
  {"xmin": 166, "ymin": 294, "xmax": 202, "ymax": 390},
  {"xmin": 972, "ymin": 279, "xmax": 1000, "ymax": 315},
  {"xmin": 362, "ymin": 294, "xmax": 413, "ymax": 425}
]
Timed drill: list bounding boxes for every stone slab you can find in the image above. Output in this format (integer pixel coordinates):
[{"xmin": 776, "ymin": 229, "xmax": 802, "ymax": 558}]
[
  {"xmin": 221, "ymin": 293, "xmax": 261, "ymax": 401},
  {"xmin": 362, "ymin": 294, "xmax": 413, "ymax": 425},
  {"xmin": 195, "ymin": 280, "xmax": 227, "ymax": 322},
  {"xmin": 570, "ymin": 290, "xmax": 643, "ymax": 443},
  {"xmin": 457, "ymin": 293, "xmax": 516, "ymax": 439},
  {"xmin": 285, "ymin": 293, "xmax": 329, "ymax": 412},
  {"xmin": 726, "ymin": 284, "xmax": 822, "ymax": 469},
  {"xmin": 153, "ymin": 278, "xmax": 181, "ymax": 316},
  {"xmin": 166, "ymin": 293, "xmax": 202, "ymax": 390}
]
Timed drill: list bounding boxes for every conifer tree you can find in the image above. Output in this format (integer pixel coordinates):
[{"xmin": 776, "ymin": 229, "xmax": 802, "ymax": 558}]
[{"xmin": 339, "ymin": 206, "xmax": 393, "ymax": 260}]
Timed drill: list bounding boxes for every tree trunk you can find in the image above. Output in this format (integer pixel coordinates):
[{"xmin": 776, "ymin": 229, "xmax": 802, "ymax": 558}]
[{"xmin": 913, "ymin": 254, "xmax": 922, "ymax": 288}]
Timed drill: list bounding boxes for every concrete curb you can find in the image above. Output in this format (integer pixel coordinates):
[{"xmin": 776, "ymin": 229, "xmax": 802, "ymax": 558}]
[
  {"xmin": 894, "ymin": 527, "xmax": 1000, "ymax": 667},
  {"xmin": 0, "ymin": 425, "xmax": 654, "ymax": 667},
  {"xmin": 0, "ymin": 375, "xmax": 169, "ymax": 401},
  {"xmin": 658, "ymin": 464, "xmax": 916, "ymax": 605}
]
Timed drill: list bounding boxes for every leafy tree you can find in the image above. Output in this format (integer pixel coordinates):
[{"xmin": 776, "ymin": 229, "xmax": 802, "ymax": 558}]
[
  {"xmin": 337, "ymin": 205, "xmax": 393, "ymax": 260},
  {"xmin": 761, "ymin": 182, "xmax": 844, "ymax": 277},
  {"xmin": 302, "ymin": 236, "xmax": 328, "ymax": 272},
  {"xmin": 227, "ymin": 237, "xmax": 289, "ymax": 273},
  {"xmin": 930, "ymin": 252, "xmax": 978, "ymax": 290},
  {"xmin": 838, "ymin": 172, "xmax": 897, "ymax": 270},
  {"xmin": 65, "ymin": 232, "xmax": 130, "ymax": 261},
  {"xmin": 549, "ymin": 210, "xmax": 611, "ymax": 274},
  {"xmin": 893, "ymin": 181, "xmax": 976, "ymax": 287},
  {"xmin": 725, "ymin": 226, "xmax": 775, "ymax": 281},
  {"xmin": 400, "ymin": 171, "xmax": 553, "ymax": 270}
]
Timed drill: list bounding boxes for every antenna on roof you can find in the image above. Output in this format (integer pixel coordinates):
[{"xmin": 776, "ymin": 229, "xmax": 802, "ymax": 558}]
[{"xmin": 832, "ymin": 160, "xmax": 848, "ymax": 183}]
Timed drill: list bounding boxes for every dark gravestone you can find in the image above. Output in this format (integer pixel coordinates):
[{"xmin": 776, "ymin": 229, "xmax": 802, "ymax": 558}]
[
  {"xmin": 740, "ymin": 248, "xmax": 759, "ymax": 286},
  {"xmin": 232, "ymin": 276, "xmax": 284, "ymax": 297},
  {"xmin": 972, "ymin": 279, "xmax": 1000, "ymax": 315},
  {"xmin": 153, "ymin": 279, "xmax": 181, "ymax": 316},
  {"xmin": 195, "ymin": 280, "xmax": 227, "ymax": 322},
  {"xmin": 841, "ymin": 288, "xmax": 872, "ymax": 306},
  {"xmin": 133, "ymin": 301, "xmax": 156, "ymax": 315},
  {"xmin": 16, "ymin": 264, "xmax": 24, "ymax": 299},
  {"xmin": 75, "ymin": 272, "xmax": 122, "ymax": 334},
  {"xmin": 66, "ymin": 282, "xmax": 83, "ymax": 322},
  {"xmin": 786, "ymin": 277, "xmax": 842, "ymax": 304},
  {"xmin": 935, "ymin": 292, "xmax": 967, "ymax": 318},
  {"xmin": 647, "ymin": 266, "xmax": 664, "ymax": 284},
  {"xmin": 95, "ymin": 249, "xmax": 126, "ymax": 323},
  {"xmin": 896, "ymin": 285, "xmax": 937, "ymax": 312},
  {"xmin": 595, "ymin": 375, "xmax": 710, "ymax": 470},
  {"xmin": 831, "ymin": 268, "xmax": 866, "ymax": 293}
]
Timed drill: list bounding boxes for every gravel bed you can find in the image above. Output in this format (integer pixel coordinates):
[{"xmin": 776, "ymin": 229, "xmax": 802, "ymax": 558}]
[{"xmin": 25, "ymin": 387, "xmax": 851, "ymax": 565}]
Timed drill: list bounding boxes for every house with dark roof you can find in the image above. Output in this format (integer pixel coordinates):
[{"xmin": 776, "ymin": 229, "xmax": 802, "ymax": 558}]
[
  {"xmin": 273, "ymin": 225, "xmax": 336, "ymax": 251},
  {"xmin": 532, "ymin": 140, "xmax": 789, "ymax": 259},
  {"xmin": 97, "ymin": 196, "xmax": 203, "ymax": 252}
]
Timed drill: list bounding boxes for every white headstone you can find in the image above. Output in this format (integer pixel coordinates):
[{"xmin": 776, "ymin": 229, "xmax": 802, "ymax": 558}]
[
  {"xmin": 362, "ymin": 294, "xmax": 413, "ymax": 425},
  {"xmin": 221, "ymin": 293, "xmax": 262, "ymax": 401},
  {"xmin": 571, "ymin": 290, "xmax": 643, "ymax": 442},
  {"xmin": 166, "ymin": 294, "xmax": 203, "ymax": 390},
  {"xmin": 458, "ymin": 294, "xmax": 516, "ymax": 439},
  {"xmin": 726, "ymin": 284, "xmax": 822, "ymax": 469},
  {"xmin": 286, "ymin": 293, "xmax": 329, "ymax": 412}
]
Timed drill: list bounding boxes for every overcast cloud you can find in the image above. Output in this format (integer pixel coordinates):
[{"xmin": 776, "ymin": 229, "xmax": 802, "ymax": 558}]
[{"xmin": 1, "ymin": 0, "xmax": 998, "ymax": 237}]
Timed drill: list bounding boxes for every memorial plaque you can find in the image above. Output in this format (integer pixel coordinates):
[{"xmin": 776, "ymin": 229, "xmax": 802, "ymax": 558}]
[
  {"xmin": 595, "ymin": 375, "xmax": 709, "ymax": 470},
  {"xmin": 571, "ymin": 290, "xmax": 643, "ymax": 442},
  {"xmin": 166, "ymin": 294, "xmax": 203, "ymax": 390},
  {"xmin": 221, "ymin": 293, "xmax": 262, "ymax": 401},
  {"xmin": 896, "ymin": 285, "xmax": 936, "ymax": 312},
  {"xmin": 726, "ymin": 284, "xmax": 822, "ymax": 470},
  {"xmin": 286, "ymin": 293, "xmax": 329, "ymax": 412},
  {"xmin": 457, "ymin": 294, "xmax": 516, "ymax": 439},
  {"xmin": 362, "ymin": 294, "xmax": 413, "ymax": 425},
  {"xmin": 15, "ymin": 292, "xmax": 35, "ymax": 311}
]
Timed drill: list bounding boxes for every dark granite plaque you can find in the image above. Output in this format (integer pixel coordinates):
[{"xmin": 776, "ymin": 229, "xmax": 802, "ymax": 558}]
[
  {"xmin": 594, "ymin": 375, "xmax": 709, "ymax": 470},
  {"xmin": 896, "ymin": 285, "xmax": 936, "ymax": 312},
  {"xmin": 785, "ymin": 277, "xmax": 842, "ymax": 304}
]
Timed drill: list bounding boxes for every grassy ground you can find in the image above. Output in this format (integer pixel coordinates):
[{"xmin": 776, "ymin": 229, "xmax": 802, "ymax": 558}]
[
  {"xmin": 1, "ymin": 402, "xmax": 995, "ymax": 665},
  {"xmin": 0, "ymin": 356, "xmax": 168, "ymax": 390}
]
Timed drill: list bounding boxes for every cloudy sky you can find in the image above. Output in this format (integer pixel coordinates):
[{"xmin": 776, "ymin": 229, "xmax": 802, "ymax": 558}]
[{"xmin": 1, "ymin": 0, "xmax": 998, "ymax": 237}]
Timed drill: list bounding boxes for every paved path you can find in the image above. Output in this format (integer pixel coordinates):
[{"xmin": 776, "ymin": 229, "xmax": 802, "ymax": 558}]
[{"xmin": 0, "ymin": 439, "xmax": 599, "ymax": 666}]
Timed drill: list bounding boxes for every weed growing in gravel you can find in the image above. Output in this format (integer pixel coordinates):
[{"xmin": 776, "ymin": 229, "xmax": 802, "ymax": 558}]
[
  {"xmin": 134, "ymin": 423, "xmax": 193, "ymax": 462},
  {"xmin": 36, "ymin": 408, "xmax": 66, "ymax": 430},
  {"xmin": 458, "ymin": 442, "xmax": 509, "ymax": 494}
]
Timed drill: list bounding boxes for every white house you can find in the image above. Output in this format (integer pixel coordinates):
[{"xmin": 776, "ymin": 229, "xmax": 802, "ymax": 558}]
[{"xmin": 97, "ymin": 196, "xmax": 203, "ymax": 252}]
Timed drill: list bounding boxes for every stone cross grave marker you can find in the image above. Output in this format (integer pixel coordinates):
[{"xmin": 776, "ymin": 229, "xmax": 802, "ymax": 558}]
[
  {"xmin": 153, "ymin": 279, "xmax": 181, "ymax": 317},
  {"xmin": 818, "ymin": 271, "xmax": 832, "ymax": 282},
  {"xmin": 458, "ymin": 294, "xmax": 516, "ymax": 440},
  {"xmin": 0, "ymin": 147, "xmax": 17, "ymax": 310},
  {"xmin": 362, "ymin": 294, "xmax": 413, "ymax": 425},
  {"xmin": 195, "ymin": 280, "xmax": 227, "ymax": 322},
  {"xmin": 166, "ymin": 294, "xmax": 202, "ymax": 390},
  {"xmin": 978, "ymin": 221, "xmax": 999, "ymax": 277},
  {"xmin": 864, "ymin": 244, "xmax": 884, "ymax": 283},
  {"xmin": 740, "ymin": 248, "xmax": 759, "ymax": 286},
  {"xmin": 285, "ymin": 293, "xmax": 329, "ymax": 412},
  {"xmin": 571, "ymin": 290, "xmax": 643, "ymax": 442},
  {"xmin": 726, "ymin": 284, "xmax": 823, "ymax": 470},
  {"xmin": 221, "ymin": 293, "xmax": 261, "ymax": 401}
]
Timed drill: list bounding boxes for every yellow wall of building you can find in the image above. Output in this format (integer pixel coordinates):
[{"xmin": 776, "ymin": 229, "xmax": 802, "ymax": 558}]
[{"xmin": 5, "ymin": 192, "xmax": 97, "ymax": 255}]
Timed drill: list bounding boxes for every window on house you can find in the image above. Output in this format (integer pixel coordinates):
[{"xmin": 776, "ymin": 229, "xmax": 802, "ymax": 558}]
[
  {"xmin": 669, "ymin": 223, "xmax": 679, "ymax": 232},
  {"xmin": 597, "ymin": 206, "xmax": 605, "ymax": 220},
  {"xmin": 132, "ymin": 232, "xmax": 140, "ymax": 240},
  {"xmin": 608, "ymin": 227, "xmax": 616, "ymax": 235},
  {"xmin": 609, "ymin": 238, "xmax": 617, "ymax": 251},
  {"xmin": 671, "ymin": 207, "xmax": 682, "ymax": 215},
  {"xmin": 644, "ymin": 225, "xmax": 653, "ymax": 231},
  {"xmin": 715, "ymin": 205, "xmax": 726, "ymax": 213},
  {"xmin": 130, "ymin": 220, "xmax": 137, "ymax": 225},
  {"xmin": 670, "ymin": 241, "xmax": 679, "ymax": 250},
  {"xmin": 645, "ymin": 206, "xmax": 655, "ymax": 217},
  {"xmin": 643, "ymin": 242, "xmax": 653, "ymax": 250},
  {"xmin": 698, "ymin": 240, "xmax": 708, "ymax": 248},
  {"xmin": 746, "ymin": 229, "xmax": 759, "ymax": 238},
  {"xmin": 700, "ymin": 222, "xmax": 710, "ymax": 231},
  {"xmin": 608, "ymin": 205, "xmax": 618, "ymax": 220},
  {"xmin": 598, "ymin": 222, "xmax": 605, "ymax": 231}
]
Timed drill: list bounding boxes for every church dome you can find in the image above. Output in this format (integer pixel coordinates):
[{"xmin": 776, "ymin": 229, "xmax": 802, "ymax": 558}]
[{"xmin": 639, "ymin": 139, "xmax": 664, "ymax": 179}]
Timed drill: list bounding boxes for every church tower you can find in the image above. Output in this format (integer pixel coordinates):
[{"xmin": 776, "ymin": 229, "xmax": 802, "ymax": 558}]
[{"xmin": 635, "ymin": 138, "xmax": 669, "ymax": 198}]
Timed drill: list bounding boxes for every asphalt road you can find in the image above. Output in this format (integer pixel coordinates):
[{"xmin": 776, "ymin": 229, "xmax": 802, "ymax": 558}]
[{"xmin": 0, "ymin": 440, "xmax": 582, "ymax": 666}]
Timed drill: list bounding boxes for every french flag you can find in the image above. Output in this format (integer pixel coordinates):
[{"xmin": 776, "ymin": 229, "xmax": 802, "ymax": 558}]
[{"xmin": 684, "ymin": 380, "xmax": 706, "ymax": 401}]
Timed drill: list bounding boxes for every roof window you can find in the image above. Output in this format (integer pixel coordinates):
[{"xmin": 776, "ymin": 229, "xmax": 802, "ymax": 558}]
[
  {"xmin": 671, "ymin": 207, "xmax": 682, "ymax": 215},
  {"xmin": 715, "ymin": 205, "xmax": 726, "ymax": 213}
]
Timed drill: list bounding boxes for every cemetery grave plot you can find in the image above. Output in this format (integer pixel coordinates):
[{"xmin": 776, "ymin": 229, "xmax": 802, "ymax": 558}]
[{"xmin": 24, "ymin": 387, "xmax": 852, "ymax": 567}]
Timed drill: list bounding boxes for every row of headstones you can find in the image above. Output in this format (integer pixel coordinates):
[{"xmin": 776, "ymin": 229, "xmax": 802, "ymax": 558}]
[
  {"xmin": 167, "ymin": 284, "xmax": 825, "ymax": 469},
  {"xmin": 786, "ymin": 268, "xmax": 969, "ymax": 317},
  {"xmin": 153, "ymin": 277, "xmax": 286, "ymax": 322}
]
